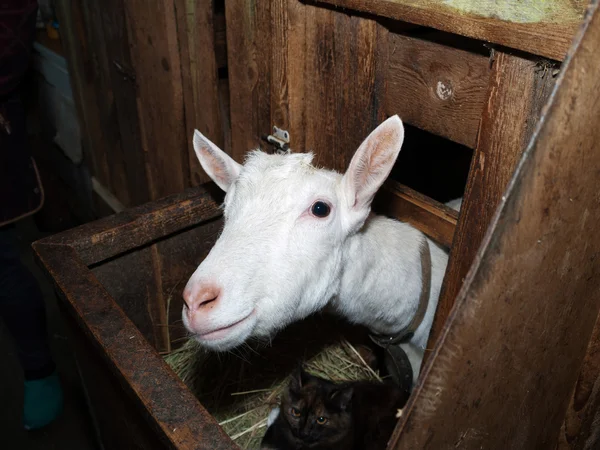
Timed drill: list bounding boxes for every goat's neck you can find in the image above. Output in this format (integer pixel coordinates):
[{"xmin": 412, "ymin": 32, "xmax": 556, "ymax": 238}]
[{"xmin": 334, "ymin": 215, "xmax": 426, "ymax": 338}]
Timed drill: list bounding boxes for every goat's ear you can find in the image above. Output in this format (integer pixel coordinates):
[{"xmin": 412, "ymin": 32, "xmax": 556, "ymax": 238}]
[
  {"xmin": 342, "ymin": 115, "xmax": 404, "ymax": 214},
  {"xmin": 193, "ymin": 130, "xmax": 242, "ymax": 192}
]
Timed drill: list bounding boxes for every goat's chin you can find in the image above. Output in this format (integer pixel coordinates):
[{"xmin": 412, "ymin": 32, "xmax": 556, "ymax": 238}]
[{"xmin": 190, "ymin": 312, "xmax": 257, "ymax": 351}]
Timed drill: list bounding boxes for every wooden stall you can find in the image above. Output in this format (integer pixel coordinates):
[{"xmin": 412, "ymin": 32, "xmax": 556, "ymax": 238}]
[{"xmin": 37, "ymin": 0, "xmax": 600, "ymax": 448}]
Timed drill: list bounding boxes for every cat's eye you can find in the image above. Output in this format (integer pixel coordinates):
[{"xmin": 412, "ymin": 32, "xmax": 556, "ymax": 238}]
[
  {"xmin": 290, "ymin": 407, "xmax": 301, "ymax": 417},
  {"xmin": 310, "ymin": 201, "xmax": 331, "ymax": 218},
  {"xmin": 316, "ymin": 416, "xmax": 328, "ymax": 425}
]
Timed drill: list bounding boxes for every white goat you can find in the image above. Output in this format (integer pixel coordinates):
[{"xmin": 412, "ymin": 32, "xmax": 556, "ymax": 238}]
[{"xmin": 182, "ymin": 115, "xmax": 451, "ymax": 380}]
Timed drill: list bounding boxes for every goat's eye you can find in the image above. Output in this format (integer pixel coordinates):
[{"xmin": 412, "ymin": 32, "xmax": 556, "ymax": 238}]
[
  {"xmin": 316, "ymin": 416, "xmax": 328, "ymax": 425},
  {"xmin": 311, "ymin": 201, "xmax": 331, "ymax": 218},
  {"xmin": 290, "ymin": 407, "xmax": 301, "ymax": 417}
]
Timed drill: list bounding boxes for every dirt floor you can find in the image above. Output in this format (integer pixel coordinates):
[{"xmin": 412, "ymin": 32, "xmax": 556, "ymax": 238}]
[{"xmin": 0, "ymin": 217, "xmax": 98, "ymax": 450}]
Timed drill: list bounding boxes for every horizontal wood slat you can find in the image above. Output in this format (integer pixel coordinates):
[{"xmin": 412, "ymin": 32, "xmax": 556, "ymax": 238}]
[
  {"xmin": 39, "ymin": 185, "xmax": 223, "ymax": 266},
  {"xmin": 314, "ymin": 0, "xmax": 584, "ymax": 61},
  {"xmin": 386, "ymin": 33, "xmax": 490, "ymax": 148},
  {"xmin": 374, "ymin": 181, "xmax": 458, "ymax": 247}
]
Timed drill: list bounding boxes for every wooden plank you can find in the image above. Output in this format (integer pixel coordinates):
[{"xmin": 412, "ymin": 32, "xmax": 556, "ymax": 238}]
[
  {"xmin": 390, "ymin": 1, "xmax": 600, "ymax": 447},
  {"xmin": 123, "ymin": 0, "xmax": 189, "ymax": 199},
  {"xmin": 386, "ymin": 33, "xmax": 490, "ymax": 148},
  {"xmin": 53, "ymin": 0, "xmax": 112, "ymax": 196},
  {"xmin": 214, "ymin": 12, "xmax": 227, "ymax": 70},
  {"xmin": 304, "ymin": 6, "xmax": 386, "ymax": 171},
  {"xmin": 38, "ymin": 185, "xmax": 223, "ymax": 266},
  {"xmin": 175, "ymin": 0, "xmax": 224, "ymax": 187},
  {"xmin": 425, "ymin": 51, "xmax": 557, "ymax": 355},
  {"xmin": 271, "ymin": 0, "xmax": 307, "ymax": 153},
  {"xmin": 374, "ymin": 181, "xmax": 458, "ymax": 248},
  {"xmin": 557, "ymin": 311, "xmax": 600, "ymax": 449},
  {"xmin": 225, "ymin": 0, "xmax": 272, "ymax": 162},
  {"xmin": 99, "ymin": 0, "xmax": 151, "ymax": 206},
  {"xmin": 92, "ymin": 219, "xmax": 223, "ymax": 353},
  {"xmin": 81, "ymin": 0, "xmax": 132, "ymax": 206},
  {"xmin": 314, "ymin": 0, "xmax": 585, "ymax": 61},
  {"xmin": 34, "ymin": 244, "xmax": 237, "ymax": 449}
]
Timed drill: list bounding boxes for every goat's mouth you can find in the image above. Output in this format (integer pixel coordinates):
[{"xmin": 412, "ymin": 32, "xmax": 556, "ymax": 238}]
[{"xmin": 195, "ymin": 310, "xmax": 256, "ymax": 342}]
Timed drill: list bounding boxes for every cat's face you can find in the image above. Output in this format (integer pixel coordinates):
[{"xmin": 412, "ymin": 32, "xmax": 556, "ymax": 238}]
[{"xmin": 281, "ymin": 368, "xmax": 354, "ymax": 447}]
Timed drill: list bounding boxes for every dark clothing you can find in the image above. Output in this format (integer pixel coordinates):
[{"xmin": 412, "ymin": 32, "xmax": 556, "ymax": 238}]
[
  {"xmin": 0, "ymin": 0, "xmax": 54, "ymax": 382},
  {"xmin": 1, "ymin": 0, "xmax": 43, "ymax": 227},
  {"xmin": 0, "ymin": 225, "xmax": 54, "ymax": 380},
  {"xmin": 0, "ymin": 0, "xmax": 39, "ymax": 97},
  {"xmin": 0, "ymin": 90, "xmax": 44, "ymax": 227}
]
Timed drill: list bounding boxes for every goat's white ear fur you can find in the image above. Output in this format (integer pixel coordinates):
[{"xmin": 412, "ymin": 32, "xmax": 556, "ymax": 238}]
[
  {"xmin": 193, "ymin": 130, "xmax": 242, "ymax": 192},
  {"xmin": 342, "ymin": 115, "xmax": 405, "ymax": 212}
]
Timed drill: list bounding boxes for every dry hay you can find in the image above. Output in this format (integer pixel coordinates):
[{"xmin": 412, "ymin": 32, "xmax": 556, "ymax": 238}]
[{"xmin": 163, "ymin": 317, "xmax": 382, "ymax": 449}]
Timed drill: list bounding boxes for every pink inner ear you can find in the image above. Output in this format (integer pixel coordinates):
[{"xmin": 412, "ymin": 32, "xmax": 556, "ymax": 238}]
[
  {"xmin": 202, "ymin": 147, "xmax": 230, "ymax": 185},
  {"xmin": 353, "ymin": 128, "xmax": 400, "ymax": 193}
]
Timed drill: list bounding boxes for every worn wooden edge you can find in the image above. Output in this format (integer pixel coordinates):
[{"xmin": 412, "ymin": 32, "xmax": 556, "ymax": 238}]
[
  {"xmin": 33, "ymin": 243, "xmax": 237, "ymax": 449},
  {"xmin": 313, "ymin": 0, "xmax": 580, "ymax": 61},
  {"xmin": 375, "ymin": 181, "xmax": 458, "ymax": 247},
  {"xmin": 389, "ymin": 0, "xmax": 600, "ymax": 447},
  {"xmin": 33, "ymin": 184, "xmax": 223, "ymax": 266}
]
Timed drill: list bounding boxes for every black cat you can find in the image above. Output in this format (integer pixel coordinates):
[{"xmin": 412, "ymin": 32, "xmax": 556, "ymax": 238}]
[{"xmin": 261, "ymin": 367, "xmax": 408, "ymax": 450}]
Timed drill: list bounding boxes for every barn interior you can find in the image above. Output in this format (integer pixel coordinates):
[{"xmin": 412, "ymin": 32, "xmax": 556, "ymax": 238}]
[{"xmin": 2, "ymin": 0, "xmax": 599, "ymax": 449}]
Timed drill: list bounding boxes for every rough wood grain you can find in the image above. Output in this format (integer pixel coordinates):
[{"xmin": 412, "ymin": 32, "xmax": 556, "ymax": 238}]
[
  {"xmin": 426, "ymin": 51, "xmax": 557, "ymax": 355},
  {"xmin": 99, "ymin": 0, "xmax": 151, "ymax": 206},
  {"xmin": 314, "ymin": 0, "xmax": 585, "ymax": 61},
  {"xmin": 53, "ymin": 0, "xmax": 113, "ymax": 197},
  {"xmin": 557, "ymin": 311, "xmax": 600, "ymax": 450},
  {"xmin": 271, "ymin": 0, "xmax": 306, "ymax": 152},
  {"xmin": 123, "ymin": 0, "xmax": 189, "ymax": 199},
  {"xmin": 304, "ymin": 6, "xmax": 386, "ymax": 171},
  {"xmin": 390, "ymin": 1, "xmax": 600, "ymax": 447},
  {"xmin": 34, "ymin": 245, "xmax": 237, "ymax": 449},
  {"xmin": 175, "ymin": 0, "xmax": 224, "ymax": 187},
  {"xmin": 40, "ymin": 185, "xmax": 223, "ymax": 266},
  {"xmin": 387, "ymin": 33, "xmax": 490, "ymax": 148},
  {"xmin": 91, "ymin": 219, "xmax": 223, "ymax": 353},
  {"xmin": 225, "ymin": 0, "xmax": 272, "ymax": 162},
  {"xmin": 374, "ymin": 181, "xmax": 458, "ymax": 247}
]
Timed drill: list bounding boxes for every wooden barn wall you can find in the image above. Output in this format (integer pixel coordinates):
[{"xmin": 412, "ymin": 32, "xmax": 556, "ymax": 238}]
[{"xmin": 54, "ymin": 0, "xmax": 226, "ymax": 208}]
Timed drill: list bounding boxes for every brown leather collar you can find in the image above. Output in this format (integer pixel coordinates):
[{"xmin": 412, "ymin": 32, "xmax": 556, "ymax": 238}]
[{"xmin": 369, "ymin": 236, "xmax": 432, "ymax": 348}]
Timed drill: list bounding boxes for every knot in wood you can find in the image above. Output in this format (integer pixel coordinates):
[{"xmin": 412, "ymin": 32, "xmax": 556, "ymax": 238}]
[{"xmin": 436, "ymin": 81, "xmax": 453, "ymax": 101}]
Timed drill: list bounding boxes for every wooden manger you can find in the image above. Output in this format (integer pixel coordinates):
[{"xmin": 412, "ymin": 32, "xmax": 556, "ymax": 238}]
[{"xmin": 37, "ymin": 0, "xmax": 600, "ymax": 448}]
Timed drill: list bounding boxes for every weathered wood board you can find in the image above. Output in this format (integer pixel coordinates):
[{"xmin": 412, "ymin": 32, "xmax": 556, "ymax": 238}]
[
  {"xmin": 390, "ymin": 1, "xmax": 600, "ymax": 447},
  {"xmin": 315, "ymin": 0, "xmax": 586, "ymax": 60},
  {"xmin": 427, "ymin": 50, "xmax": 557, "ymax": 354}
]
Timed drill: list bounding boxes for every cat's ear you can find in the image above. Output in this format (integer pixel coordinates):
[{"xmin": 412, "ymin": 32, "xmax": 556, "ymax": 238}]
[
  {"xmin": 331, "ymin": 387, "xmax": 354, "ymax": 411},
  {"xmin": 289, "ymin": 364, "xmax": 308, "ymax": 394}
]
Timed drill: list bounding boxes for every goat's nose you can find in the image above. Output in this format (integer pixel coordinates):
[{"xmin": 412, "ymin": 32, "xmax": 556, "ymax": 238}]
[{"xmin": 183, "ymin": 284, "xmax": 221, "ymax": 311}]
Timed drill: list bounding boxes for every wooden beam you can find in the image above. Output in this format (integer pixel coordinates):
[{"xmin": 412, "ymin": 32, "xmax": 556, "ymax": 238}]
[
  {"xmin": 100, "ymin": 0, "xmax": 151, "ymax": 207},
  {"xmin": 271, "ymin": 0, "xmax": 307, "ymax": 153},
  {"xmin": 557, "ymin": 311, "xmax": 600, "ymax": 449},
  {"xmin": 304, "ymin": 5, "xmax": 386, "ymax": 171},
  {"xmin": 38, "ymin": 185, "xmax": 223, "ymax": 266},
  {"xmin": 53, "ymin": 0, "xmax": 112, "ymax": 193},
  {"xmin": 225, "ymin": 0, "xmax": 272, "ymax": 162},
  {"xmin": 390, "ymin": 1, "xmax": 600, "ymax": 447},
  {"xmin": 425, "ymin": 50, "xmax": 556, "ymax": 356},
  {"xmin": 386, "ymin": 33, "xmax": 490, "ymax": 148},
  {"xmin": 374, "ymin": 181, "xmax": 458, "ymax": 248},
  {"xmin": 33, "ymin": 244, "xmax": 237, "ymax": 449},
  {"xmin": 123, "ymin": 0, "xmax": 189, "ymax": 199},
  {"xmin": 314, "ymin": 0, "xmax": 584, "ymax": 61},
  {"xmin": 175, "ymin": 0, "xmax": 224, "ymax": 186}
]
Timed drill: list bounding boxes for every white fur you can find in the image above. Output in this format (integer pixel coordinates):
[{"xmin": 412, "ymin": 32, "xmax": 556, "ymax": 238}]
[
  {"xmin": 266, "ymin": 407, "xmax": 280, "ymax": 428},
  {"xmin": 183, "ymin": 116, "xmax": 454, "ymax": 381}
]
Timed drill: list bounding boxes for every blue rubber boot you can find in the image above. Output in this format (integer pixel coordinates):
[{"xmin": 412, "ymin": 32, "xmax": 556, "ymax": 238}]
[{"xmin": 23, "ymin": 371, "xmax": 64, "ymax": 430}]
